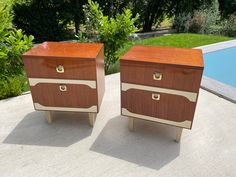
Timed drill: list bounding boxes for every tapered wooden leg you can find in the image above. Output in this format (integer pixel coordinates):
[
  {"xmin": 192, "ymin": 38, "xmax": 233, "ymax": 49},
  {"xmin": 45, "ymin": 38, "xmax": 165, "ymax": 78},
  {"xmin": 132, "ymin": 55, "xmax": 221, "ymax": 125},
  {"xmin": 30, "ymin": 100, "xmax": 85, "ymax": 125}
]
[
  {"xmin": 88, "ymin": 113, "xmax": 96, "ymax": 127},
  {"xmin": 175, "ymin": 127, "xmax": 183, "ymax": 143},
  {"xmin": 45, "ymin": 111, "xmax": 53, "ymax": 124},
  {"xmin": 128, "ymin": 117, "xmax": 134, "ymax": 131}
]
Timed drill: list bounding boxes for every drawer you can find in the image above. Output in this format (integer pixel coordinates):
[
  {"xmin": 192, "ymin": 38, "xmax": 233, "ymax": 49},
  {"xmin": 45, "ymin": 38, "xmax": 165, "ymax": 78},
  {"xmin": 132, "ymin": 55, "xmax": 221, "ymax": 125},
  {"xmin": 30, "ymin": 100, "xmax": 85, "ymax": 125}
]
[
  {"xmin": 30, "ymin": 83, "xmax": 98, "ymax": 111},
  {"xmin": 23, "ymin": 57, "xmax": 96, "ymax": 80},
  {"xmin": 121, "ymin": 89, "xmax": 197, "ymax": 128},
  {"xmin": 120, "ymin": 60, "xmax": 203, "ymax": 92}
]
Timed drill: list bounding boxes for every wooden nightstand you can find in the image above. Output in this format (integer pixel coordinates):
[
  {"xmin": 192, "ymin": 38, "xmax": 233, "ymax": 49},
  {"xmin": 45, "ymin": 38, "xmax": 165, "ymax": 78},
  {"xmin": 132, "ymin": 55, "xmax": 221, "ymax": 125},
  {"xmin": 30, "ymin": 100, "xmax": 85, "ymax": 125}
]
[
  {"xmin": 120, "ymin": 45, "xmax": 204, "ymax": 142},
  {"xmin": 23, "ymin": 42, "xmax": 105, "ymax": 126}
]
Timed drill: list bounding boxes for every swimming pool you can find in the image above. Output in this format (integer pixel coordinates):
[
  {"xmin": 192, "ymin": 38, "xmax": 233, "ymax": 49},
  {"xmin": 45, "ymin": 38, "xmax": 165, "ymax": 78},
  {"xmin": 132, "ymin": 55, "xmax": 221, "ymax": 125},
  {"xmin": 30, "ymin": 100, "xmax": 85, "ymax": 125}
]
[
  {"xmin": 194, "ymin": 40, "xmax": 236, "ymax": 103},
  {"xmin": 203, "ymin": 47, "xmax": 236, "ymax": 88}
]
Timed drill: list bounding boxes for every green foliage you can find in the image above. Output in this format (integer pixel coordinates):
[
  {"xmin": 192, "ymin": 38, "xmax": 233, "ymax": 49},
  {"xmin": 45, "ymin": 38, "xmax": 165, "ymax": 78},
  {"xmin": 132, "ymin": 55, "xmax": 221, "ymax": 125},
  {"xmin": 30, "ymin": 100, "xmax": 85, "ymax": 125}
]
[
  {"xmin": 218, "ymin": 0, "xmax": 236, "ymax": 18},
  {"xmin": 221, "ymin": 15, "xmax": 236, "ymax": 37},
  {"xmin": 131, "ymin": 0, "xmax": 214, "ymax": 32},
  {"xmin": 0, "ymin": 0, "xmax": 33, "ymax": 99},
  {"xmin": 173, "ymin": 0, "xmax": 214, "ymax": 15},
  {"xmin": 0, "ymin": 77, "xmax": 22, "ymax": 100},
  {"xmin": 13, "ymin": 0, "xmax": 72, "ymax": 42},
  {"xmin": 172, "ymin": 13, "xmax": 191, "ymax": 33},
  {"xmin": 173, "ymin": 0, "xmax": 223, "ymax": 35},
  {"xmin": 1, "ymin": 29, "xmax": 34, "ymax": 78},
  {"xmin": 0, "ymin": 1, "xmax": 34, "ymax": 80},
  {"xmin": 174, "ymin": 0, "xmax": 236, "ymax": 37},
  {"xmin": 80, "ymin": 0, "xmax": 139, "ymax": 74},
  {"xmin": 0, "ymin": 0, "xmax": 12, "ymax": 42}
]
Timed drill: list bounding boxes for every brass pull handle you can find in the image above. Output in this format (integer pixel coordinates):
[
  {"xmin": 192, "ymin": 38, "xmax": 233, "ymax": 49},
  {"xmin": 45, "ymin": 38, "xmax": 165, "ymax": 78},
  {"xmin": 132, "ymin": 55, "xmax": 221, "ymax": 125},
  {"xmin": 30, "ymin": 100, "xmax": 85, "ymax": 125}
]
[
  {"xmin": 56, "ymin": 65, "xmax": 64, "ymax": 73},
  {"xmin": 152, "ymin": 93, "xmax": 160, "ymax": 101},
  {"xmin": 59, "ymin": 85, "xmax": 67, "ymax": 92},
  {"xmin": 153, "ymin": 72, "xmax": 162, "ymax": 80}
]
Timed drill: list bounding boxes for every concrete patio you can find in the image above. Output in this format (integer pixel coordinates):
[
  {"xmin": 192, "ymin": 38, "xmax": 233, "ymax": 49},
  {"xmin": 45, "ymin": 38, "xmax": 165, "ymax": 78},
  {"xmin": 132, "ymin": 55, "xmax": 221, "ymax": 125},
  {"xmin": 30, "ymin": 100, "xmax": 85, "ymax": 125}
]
[{"xmin": 0, "ymin": 73, "xmax": 236, "ymax": 177}]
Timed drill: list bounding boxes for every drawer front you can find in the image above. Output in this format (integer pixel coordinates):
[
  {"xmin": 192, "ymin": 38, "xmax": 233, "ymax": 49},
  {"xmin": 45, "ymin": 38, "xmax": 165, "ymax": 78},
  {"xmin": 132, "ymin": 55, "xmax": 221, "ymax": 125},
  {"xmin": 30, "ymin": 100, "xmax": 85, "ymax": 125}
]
[
  {"xmin": 30, "ymin": 83, "xmax": 98, "ymax": 111},
  {"xmin": 121, "ymin": 89, "xmax": 197, "ymax": 128},
  {"xmin": 120, "ymin": 61, "xmax": 203, "ymax": 92},
  {"xmin": 23, "ymin": 57, "xmax": 96, "ymax": 80}
]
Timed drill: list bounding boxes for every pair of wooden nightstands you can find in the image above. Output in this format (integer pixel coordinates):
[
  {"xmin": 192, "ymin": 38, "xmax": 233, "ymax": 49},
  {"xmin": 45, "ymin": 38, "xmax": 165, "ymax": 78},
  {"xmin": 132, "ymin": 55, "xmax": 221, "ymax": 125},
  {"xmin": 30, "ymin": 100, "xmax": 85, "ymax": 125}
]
[{"xmin": 23, "ymin": 42, "xmax": 203, "ymax": 142}]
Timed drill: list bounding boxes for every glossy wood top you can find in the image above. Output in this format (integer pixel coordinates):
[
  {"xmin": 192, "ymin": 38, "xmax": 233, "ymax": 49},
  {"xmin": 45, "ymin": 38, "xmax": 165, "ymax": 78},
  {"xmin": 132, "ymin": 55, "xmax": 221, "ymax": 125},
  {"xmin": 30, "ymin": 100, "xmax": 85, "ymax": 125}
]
[
  {"xmin": 23, "ymin": 42, "xmax": 103, "ymax": 59},
  {"xmin": 121, "ymin": 45, "xmax": 204, "ymax": 68}
]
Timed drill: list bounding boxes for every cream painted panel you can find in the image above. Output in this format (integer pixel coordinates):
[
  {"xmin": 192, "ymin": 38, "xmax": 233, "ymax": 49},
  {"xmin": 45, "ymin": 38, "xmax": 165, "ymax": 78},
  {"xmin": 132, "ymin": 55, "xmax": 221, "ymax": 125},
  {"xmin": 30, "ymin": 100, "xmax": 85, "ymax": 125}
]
[
  {"xmin": 34, "ymin": 103, "xmax": 98, "ymax": 112},
  {"xmin": 122, "ymin": 108, "xmax": 192, "ymax": 129},
  {"xmin": 29, "ymin": 78, "xmax": 96, "ymax": 89}
]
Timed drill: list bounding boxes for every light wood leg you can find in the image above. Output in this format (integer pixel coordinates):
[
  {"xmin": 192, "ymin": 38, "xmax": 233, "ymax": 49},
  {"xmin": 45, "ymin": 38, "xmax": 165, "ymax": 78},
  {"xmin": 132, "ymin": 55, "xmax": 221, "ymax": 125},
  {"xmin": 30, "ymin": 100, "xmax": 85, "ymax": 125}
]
[
  {"xmin": 128, "ymin": 117, "xmax": 134, "ymax": 131},
  {"xmin": 88, "ymin": 113, "xmax": 96, "ymax": 127},
  {"xmin": 45, "ymin": 111, "xmax": 53, "ymax": 124},
  {"xmin": 175, "ymin": 127, "xmax": 183, "ymax": 143}
]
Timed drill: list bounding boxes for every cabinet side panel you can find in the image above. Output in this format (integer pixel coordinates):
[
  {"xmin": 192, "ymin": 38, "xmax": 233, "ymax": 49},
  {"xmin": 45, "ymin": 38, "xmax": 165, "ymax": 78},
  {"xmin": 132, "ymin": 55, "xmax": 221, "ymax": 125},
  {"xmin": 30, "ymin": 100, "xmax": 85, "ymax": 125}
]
[{"xmin": 96, "ymin": 46, "xmax": 105, "ymax": 111}]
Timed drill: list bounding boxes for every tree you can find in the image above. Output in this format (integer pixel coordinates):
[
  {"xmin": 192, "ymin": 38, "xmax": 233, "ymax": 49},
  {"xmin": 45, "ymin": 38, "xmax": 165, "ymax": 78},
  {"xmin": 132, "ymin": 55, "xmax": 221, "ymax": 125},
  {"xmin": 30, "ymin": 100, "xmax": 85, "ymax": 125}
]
[
  {"xmin": 131, "ymin": 0, "xmax": 170, "ymax": 32},
  {"xmin": 131, "ymin": 0, "xmax": 214, "ymax": 32},
  {"xmin": 218, "ymin": 0, "xmax": 236, "ymax": 17},
  {"xmin": 95, "ymin": 0, "xmax": 130, "ymax": 18},
  {"xmin": 59, "ymin": 0, "xmax": 87, "ymax": 34},
  {"xmin": 171, "ymin": 0, "xmax": 213, "ymax": 15}
]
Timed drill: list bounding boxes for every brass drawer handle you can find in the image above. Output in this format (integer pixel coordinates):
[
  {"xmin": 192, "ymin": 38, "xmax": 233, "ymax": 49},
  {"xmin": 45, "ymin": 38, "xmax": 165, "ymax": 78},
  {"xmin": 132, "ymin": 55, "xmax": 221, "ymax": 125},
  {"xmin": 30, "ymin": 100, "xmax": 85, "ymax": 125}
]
[
  {"xmin": 152, "ymin": 93, "xmax": 160, "ymax": 101},
  {"xmin": 153, "ymin": 72, "xmax": 162, "ymax": 80},
  {"xmin": 56, "ymin": 65, "xmax": 64, "ymax": 73},
  {"xmin": 59, "ymin": 85, "xmax": 67, "ymax": 92}
]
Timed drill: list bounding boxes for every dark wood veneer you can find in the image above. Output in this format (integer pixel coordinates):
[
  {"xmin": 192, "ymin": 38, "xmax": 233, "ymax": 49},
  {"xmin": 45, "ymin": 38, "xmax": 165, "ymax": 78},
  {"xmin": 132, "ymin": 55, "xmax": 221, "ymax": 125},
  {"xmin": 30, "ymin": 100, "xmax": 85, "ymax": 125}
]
[
  {"xmin": 31, "ymin": 83, "xmax": 97, "ymax": 108},
  {"xmin": 122, "ymin": 89, "xmax": 196, "ymax": 124},
  {"xmin": 121, "ymin": 60, "xmax": 203, "ymax": 92},
  {"xmin": 23, "ymin": 57, "xmax": 96, "ymax": 80}
]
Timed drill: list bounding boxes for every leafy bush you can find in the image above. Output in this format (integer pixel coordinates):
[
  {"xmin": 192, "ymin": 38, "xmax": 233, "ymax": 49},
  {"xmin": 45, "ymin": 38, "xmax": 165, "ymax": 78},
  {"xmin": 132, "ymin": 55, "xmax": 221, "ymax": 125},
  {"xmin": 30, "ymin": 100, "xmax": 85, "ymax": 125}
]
[
  {"xmin": 0, "ymin": 77, "xmax": 22, "ymax": 100},
  {"xmin": 0, "ymin": 0, "xmax": 33, "ymax": 99},
  {"xmin": 78, "ymin": 0, "xmax": 139, "ymax": 74},
  {"xmin": 173, "ymin": 0, "xmax": 221, "ymax": 35},
  {"xmin": 172, "ymin": 13, "xmax": 191, "ymax": 33},
  {"xmin": 221, "ymin": 15, "xmax": 236, "ymax": 37},
  {"xmin": 0, "ymin": 1, "xmax": 34, "ymax": 80}
]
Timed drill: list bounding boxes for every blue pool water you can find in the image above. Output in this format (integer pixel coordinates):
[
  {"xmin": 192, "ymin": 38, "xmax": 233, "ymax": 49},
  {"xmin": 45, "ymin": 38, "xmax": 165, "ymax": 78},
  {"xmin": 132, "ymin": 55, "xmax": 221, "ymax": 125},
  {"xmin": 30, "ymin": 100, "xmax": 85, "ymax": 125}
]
[{"xmin": 203, "ymin": 47, "xmax": 236, "ymax": 88}]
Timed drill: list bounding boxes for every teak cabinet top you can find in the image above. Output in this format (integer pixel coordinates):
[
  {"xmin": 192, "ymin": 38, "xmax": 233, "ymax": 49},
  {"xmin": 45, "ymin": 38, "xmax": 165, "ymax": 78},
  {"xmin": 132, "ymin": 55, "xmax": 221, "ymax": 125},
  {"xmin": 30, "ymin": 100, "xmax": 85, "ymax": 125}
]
[
  {"xmin": 121, "ymin": 45, "xmax": 204, "ymax": 69},
  {"xmin": 23, "ymin": 42, "xmax": 103, "ymax": 59}
]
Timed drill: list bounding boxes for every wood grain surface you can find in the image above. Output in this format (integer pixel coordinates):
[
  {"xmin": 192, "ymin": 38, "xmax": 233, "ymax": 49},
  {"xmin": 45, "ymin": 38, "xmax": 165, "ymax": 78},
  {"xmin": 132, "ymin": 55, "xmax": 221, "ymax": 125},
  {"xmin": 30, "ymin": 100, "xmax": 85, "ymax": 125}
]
[
  {"xmin": 121, "ymin": 89, "xmax": 197, "ymax": 126},
  {"xmin": 121, "ymin": 45, "xmax": 204, "ymax": 69},
  {"xmin": 31, "ymin": 83, "xmax": 97, "ymax": 108},
  {"xmin": 121, "ymin": 60, "xmax": 203, "ymax": 92},
  {"xmin": 23, "ymin": 57, "xmax": 96, "ymax": 80},
  {"xmin": 23, "ymin": 42, "xmax": 104, "ymax": 59}
]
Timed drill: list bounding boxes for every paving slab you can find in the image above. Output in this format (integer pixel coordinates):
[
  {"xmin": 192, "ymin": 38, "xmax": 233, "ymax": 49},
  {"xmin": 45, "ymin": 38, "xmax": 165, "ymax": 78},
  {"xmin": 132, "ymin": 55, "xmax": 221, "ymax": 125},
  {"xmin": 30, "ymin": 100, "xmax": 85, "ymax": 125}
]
[{"xmin": 0, "ymin": 73, "xmax": 236, "ymax": 177}]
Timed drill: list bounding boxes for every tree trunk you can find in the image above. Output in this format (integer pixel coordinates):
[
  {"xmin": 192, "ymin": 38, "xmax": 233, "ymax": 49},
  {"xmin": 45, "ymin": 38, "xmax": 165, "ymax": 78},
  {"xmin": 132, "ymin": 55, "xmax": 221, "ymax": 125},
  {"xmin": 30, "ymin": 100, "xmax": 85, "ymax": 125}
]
[
  {"xmin": 74, "ymin": 18, "xmax": 79, "ymax": 34},
  {"xmin": 143, "ymin": 12, "xmax": 155, "ymax": 32},
  {"xmin": 74, "ymin": 0, "xmax": 80, "ymax": 34}
]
